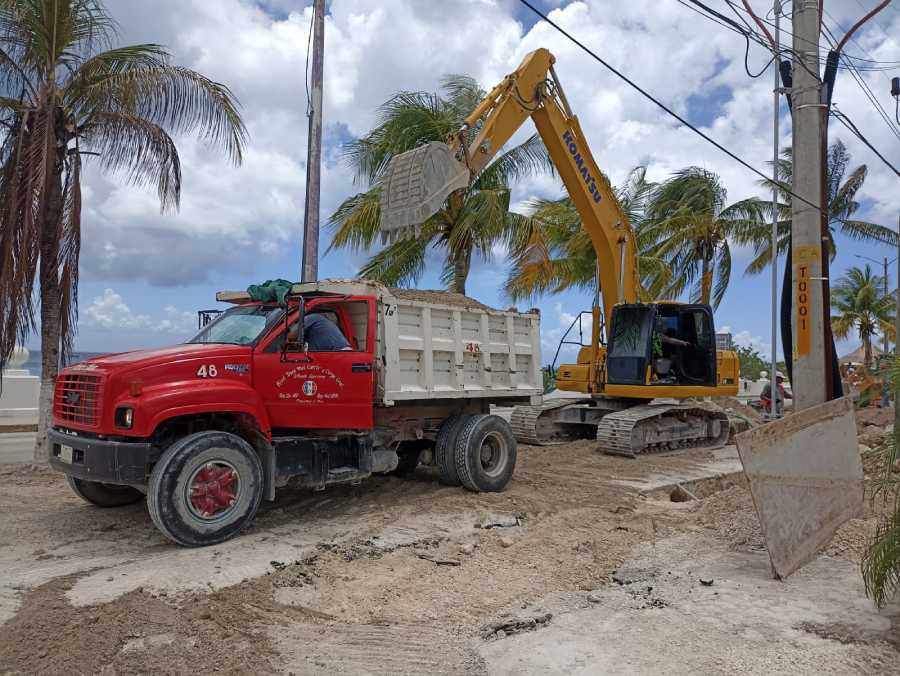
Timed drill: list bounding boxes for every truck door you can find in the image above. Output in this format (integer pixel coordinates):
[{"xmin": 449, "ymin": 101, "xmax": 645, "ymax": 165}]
[{"xmin": 253, "ymin": 298, "xmax": 376, "ymax": 430}]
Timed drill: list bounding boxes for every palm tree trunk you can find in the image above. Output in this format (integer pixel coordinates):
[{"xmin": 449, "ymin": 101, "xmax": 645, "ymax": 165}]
[
  {"xmin": 450, "ymin": 246, "xmax": 471, "ymax": 295},
  {"xmin": 863, "ymin": 334, "xmax": 873, "ymax": 370},
  {"xmin": 700, "ymin": 255, "xmax": 713, "ymax": 305},
  {"xmin": 33, "ymin": 171, "xmax": 64, "ymax": 464}
]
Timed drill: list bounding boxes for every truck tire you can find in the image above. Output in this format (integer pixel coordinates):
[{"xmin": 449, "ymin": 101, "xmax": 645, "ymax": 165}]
[
  {"xmin": 66, "ymin": 475, "xmax": 144, "ymax": 507},
  {"xmin": 454, "ymin": 414, "xmax": 517, "ymax": 493},
  {"xmin": 147, "ymin": 431, "xmax": 263, "ymax": 547},
  {"xmin": 435, "ymin": 415, "xmax": 471, "ymax": 486}
]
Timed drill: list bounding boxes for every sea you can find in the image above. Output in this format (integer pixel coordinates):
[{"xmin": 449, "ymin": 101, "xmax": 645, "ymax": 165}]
[{"xmin": 21, "ymin": 351, "xmax": 109, "ymax": 378}]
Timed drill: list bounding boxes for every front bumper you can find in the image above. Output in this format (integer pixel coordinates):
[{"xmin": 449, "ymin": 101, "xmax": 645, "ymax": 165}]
[{"xmin": 48, "ymin": 428, "xmax": 159, "ymax": 486}]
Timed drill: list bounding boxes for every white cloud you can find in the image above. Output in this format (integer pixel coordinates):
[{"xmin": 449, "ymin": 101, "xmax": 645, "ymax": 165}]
[
  {"xmin": 66, "ymin": 0, "xmax": 900, "ymax": 354},
  {"xmin": 85, "ymin": 289, "xmax": 152, "ymax": 330},
  {"xmin": 720, "ymin": 325, "xmax": 772, "ymax": 357},
  {"xmin": 83, "ymin": 289, "xmax": 196, "ymax": 336}
]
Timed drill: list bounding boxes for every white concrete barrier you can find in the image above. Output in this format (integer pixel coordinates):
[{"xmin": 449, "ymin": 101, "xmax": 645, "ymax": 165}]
[{"xmin": 0, "ymin": 346, "xmax": 39, "ymax": 425}]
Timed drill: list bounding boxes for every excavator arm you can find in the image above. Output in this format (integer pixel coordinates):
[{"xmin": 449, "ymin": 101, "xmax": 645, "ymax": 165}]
[
  {"xmin": 379, "ymin": 47, "xmax": 744, "ymax": 456},
  {"xmin": 382, "ymin": 47, "xmax": 639, "ymax": 321},
  {"xmin": 380, "ymin": 48, "xmax": 640, "ymax": 392}
]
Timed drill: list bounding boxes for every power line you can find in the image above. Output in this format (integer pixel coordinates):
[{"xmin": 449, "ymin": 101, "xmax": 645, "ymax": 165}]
[
  {"xmin": 832, "ymin": 107, "xmax": 900, "ymax": 178},
  {"xmin": 514, "ymin": 0, "xmax": 823, "ymax": 213},
  {"xmin": 727, "ymin": 0, "xmax": 900, "ymax": 69},
  {"xmin": 676, "ymin": 0, "xmax": 780, "ymax": 77},
  {"xmin": 820, "ymin": 17, "xmax": 900, "ymax": 143}
]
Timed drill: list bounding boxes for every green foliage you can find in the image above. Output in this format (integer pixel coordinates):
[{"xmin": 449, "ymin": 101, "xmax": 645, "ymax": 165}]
[
  {"xmin": 327, "ymin": 74, "xmax": 552, "ymax": 295},
  {"xmin": 0, "ymin": 0, "xmax": 246, "ymax": 368},
  {"xmin": 831, "ymin": 265, "xmax": 895, "ymax": 369},
  {"xmin": 643, "ymin": 167, "xmax": 767, "ymax": 308},
  {"xmin": 746, "ymin": 142, "xmax": 898, "ymax": 276},
  {"xmin": 504, "ymin": 166, "xmax": 663, "ymax": 302},
  {"xmin": 736, "ymin": 346, "xmax": 767, "ymax": 381},
  {"xmin": 862, "ymin": 358, "xmax": 900, "ymax": 607}
]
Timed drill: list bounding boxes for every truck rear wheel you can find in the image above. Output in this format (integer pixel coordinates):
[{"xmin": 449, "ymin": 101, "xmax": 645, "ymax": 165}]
[
  {"xmin": 66, "ymin": 475, "xmax": 144, "ymax": 507},
  {"xmin": 147, "ymin": 431, "xmax": 263, "ymax": 547},
  {"xmin": 435, "ymin": 415, "xmax": 472, "ymax": 486},
  {"xmin": 454, "ymin": 414, "xmax": 517, "ymax": 493}
]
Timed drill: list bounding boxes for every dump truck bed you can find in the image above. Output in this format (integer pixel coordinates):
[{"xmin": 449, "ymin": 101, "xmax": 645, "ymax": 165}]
[{"xmin": 217, "ymin": 280, "xmax": 543, "ymax": 406}]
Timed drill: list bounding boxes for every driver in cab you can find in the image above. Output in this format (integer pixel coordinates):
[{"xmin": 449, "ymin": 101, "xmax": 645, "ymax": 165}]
[{"xmin": 287, "ymin": 313, "xmax": 352, "ymax": 351}]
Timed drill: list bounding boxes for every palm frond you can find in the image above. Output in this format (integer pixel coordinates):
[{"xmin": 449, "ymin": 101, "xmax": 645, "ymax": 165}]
[
  {"xmin": 358, "ymin": 235, "xmax": 430, "ymax": 288},
  {"xmin": 72, "ymin": 62, "xmax": 246, "ymax": 164},
  {"xmin": 80, "ymin": 110, "xmax": 181, "ymax": 211}
]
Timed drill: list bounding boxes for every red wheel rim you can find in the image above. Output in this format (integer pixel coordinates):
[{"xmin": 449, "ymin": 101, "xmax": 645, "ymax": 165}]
[{"xmin": 188, "ymin": 461, "xmax": 240, "ymax": 519}]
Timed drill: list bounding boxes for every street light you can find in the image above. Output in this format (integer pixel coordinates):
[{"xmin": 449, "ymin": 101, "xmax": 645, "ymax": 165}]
[
  {"xmin": 891, "ymin": 80, "xmax": 899, "ymax": 427},
  {"xmin": 856, "ymin": 253, "xmax": 897, "ymax": 356}
]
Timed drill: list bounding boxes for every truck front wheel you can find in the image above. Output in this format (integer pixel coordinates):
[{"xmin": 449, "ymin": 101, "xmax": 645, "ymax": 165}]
[
  {"xmin": 66, "ymin": 476, "xmax": 144, "ymax": 507},
  {"xmin": 454, "ymin": 415, "xmax": 517, "ymax": 493},
  {"xmin": 147, "ymin": 431, "xmax": 263, "ymax": 547}
]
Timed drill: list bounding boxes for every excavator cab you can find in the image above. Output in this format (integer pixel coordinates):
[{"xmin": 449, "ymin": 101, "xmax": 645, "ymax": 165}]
[{"xmin": 606, "ymin": 303, "xmax": 717, "ymax": 388}]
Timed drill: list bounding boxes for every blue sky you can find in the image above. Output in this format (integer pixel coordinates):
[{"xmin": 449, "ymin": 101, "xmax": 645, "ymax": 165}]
[{"xmin": 51, "ymin": 0, "xmax": 900, "ymax": 367}]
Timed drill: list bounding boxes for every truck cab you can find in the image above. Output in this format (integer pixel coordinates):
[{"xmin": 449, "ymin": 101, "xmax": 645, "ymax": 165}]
[{"xmin": 48, "ymin": 281, "xmax": 538, "ymax": 547}]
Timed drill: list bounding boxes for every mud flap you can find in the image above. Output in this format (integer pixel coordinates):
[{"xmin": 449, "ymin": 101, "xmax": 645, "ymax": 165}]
[
  {"xmin": 735, "ymin": 397, "xmax": 862, "ymax": 580},
  {"xmin": 379, "ymin": 142, "xmax": 469, "ymax": 240}
]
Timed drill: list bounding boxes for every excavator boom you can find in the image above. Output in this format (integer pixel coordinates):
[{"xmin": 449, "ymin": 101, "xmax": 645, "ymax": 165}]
[
  {"xmin": 380, "ymin": 48, "xmax": 639, "ymax": 328},
  {"xmin": 379, "ymin": 48, "xmax": 740, "ymax": 455}
]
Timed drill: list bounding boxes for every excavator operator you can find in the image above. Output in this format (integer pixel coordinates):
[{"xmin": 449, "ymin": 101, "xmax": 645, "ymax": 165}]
[{"xmin": 652, "ymin": 316, "xmax": 690, "ymax": 383}]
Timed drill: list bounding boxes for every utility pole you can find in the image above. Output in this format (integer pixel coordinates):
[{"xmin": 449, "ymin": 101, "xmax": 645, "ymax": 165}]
[
  {"xmin": 884, "ymin": 255, "xmax": 890, "ymax": 355},
  {"xmin": 896, "ymin": 213, "xmax": 899, "ymax": 429},
  {"xmin": 301, "ymin": 0, "xmax": 325, "ymax": 283},
  {"xmin": 769, "ymin": 0, "xmax": 782, "ymax": 418},
  {"xmin": 790, "ymin": 0, "xmax": 827, "ymax": 410}
]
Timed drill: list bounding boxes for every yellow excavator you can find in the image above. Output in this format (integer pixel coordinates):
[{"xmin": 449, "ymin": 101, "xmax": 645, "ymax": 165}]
[{"xmin": 379, "ymin": 48, "xmax": 739, "ymax": 457}]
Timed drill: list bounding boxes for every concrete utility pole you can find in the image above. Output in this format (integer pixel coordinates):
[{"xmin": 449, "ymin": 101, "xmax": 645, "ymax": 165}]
[
  {"xmin": 301, "ymin": 0, "xmax": 325, "ymax": 283},
  {"xmin": 790, "ymin": 0, "xmax": 827, "ymax": 410}
]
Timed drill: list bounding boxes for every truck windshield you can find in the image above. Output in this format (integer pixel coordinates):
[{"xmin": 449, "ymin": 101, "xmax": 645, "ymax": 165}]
[{"xmin": 188, "ymin": 305, "xmax": 282, "ymax": 346}]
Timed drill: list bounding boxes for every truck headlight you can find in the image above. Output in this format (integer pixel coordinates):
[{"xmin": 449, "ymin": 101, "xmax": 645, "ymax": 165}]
[{"xmin": 115, "ymin": 407, "xmax": 134, "ymax": 429}]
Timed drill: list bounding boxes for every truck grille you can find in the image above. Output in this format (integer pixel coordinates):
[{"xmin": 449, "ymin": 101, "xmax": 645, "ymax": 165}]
[{"xmin": 55, "ymin": 374, "xmax": 103, "ymax": 427}]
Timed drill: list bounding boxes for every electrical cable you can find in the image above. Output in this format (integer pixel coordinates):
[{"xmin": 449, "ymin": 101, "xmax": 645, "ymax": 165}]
[
  {"xmin": 679, "ymin": 0, "xmax": 779, "ymax": 77},
  {"xmin": 835, "ymin": 0, "xmax": 891, "ymax": 54},
  {"xmin": 832, "ymin": 107, "xmax": 900, "ymax": 177},
  {"xmin": 514, "ymin": 0, "xmax": 823, "ymax": 213},
  {"xmin": 821, "ymin": 18, "xmax": 900, "ymax": 143},
  {"xmin": 728, "ymin": 0, "xmax": 900, "ymax": 69}
]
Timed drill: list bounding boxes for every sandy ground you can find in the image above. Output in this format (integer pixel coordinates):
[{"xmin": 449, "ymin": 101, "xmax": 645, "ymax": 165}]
[{"xmin": 1, "ymin": 434, "xmax": 898, "ymax": 674}]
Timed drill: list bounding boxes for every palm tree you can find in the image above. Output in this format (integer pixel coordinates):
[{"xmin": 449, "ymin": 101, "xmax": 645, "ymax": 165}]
[
  {"xmin": 0, "ymin": 0, "xmax": 246, "ymax": 461},
  {"xmin": 644, "ymin": 167, "xmax": 767, "ymax": 308},
  {"xmin": 862, "ymin": 356, "xmax": 900, "ymax": 607},
  {"xmin": 831, "ymin": 265, "xmax": 895, "ymax": 368},
  {"xmin": 328, "ymin": 75, "xmax": 550, "ymax": 294},
  {"xmin": 744, "ymin": 141, "xmax": 897, "ymax": 274},
  {"xmin": 503, "ymin": 166, "xmax": 663, "ymax": 301}
]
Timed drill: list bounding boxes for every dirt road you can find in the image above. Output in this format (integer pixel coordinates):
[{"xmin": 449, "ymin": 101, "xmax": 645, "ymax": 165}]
[{"xmin": 1, "ymin": 440, "xmax": 897, "ymax": 674}]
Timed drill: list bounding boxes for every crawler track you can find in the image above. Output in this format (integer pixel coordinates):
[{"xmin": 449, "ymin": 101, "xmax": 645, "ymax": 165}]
[{"xmin": 596, "ymin": 403, "xmax": 730, "ymax": 458}]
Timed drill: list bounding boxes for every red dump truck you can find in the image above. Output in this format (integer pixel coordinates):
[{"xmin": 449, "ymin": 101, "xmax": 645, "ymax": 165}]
[{"xmin": 48, "ymin": 280, "xmax": 542, "ymax": 546}]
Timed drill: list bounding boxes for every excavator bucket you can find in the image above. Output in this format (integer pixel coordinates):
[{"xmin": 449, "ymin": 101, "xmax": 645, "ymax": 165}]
[
  {"xmin": 735, "ymin": 396, "xmax": 862, "ymax": 580},
  {"xmin": 379, "ymin": 142, "xmax": 470, "ymax": 242}
]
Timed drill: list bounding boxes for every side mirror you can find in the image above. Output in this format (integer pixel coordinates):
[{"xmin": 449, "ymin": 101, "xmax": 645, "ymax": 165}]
[{"xmin": 280, "ymin": 297, "xmax": 310, "ymax": 362}]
